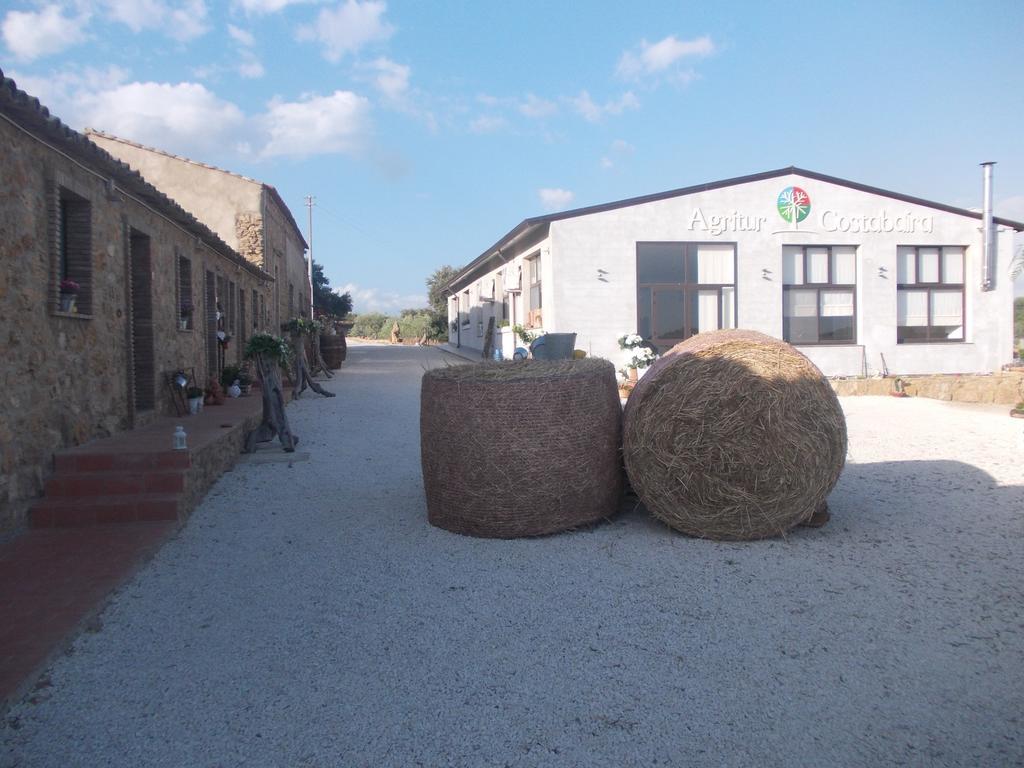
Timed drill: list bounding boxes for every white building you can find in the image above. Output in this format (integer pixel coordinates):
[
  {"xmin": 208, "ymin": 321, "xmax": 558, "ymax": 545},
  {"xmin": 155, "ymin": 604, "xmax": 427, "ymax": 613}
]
[{"xmin": 445, "ymin": 166, "xmax": 1022, "ymax": 377}]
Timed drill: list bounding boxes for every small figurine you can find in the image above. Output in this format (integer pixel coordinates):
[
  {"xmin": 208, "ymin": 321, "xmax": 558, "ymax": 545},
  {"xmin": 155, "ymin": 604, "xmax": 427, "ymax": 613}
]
[{"xmin": 205, "ymin": 377, "xmax": 226, "ymax": 405}]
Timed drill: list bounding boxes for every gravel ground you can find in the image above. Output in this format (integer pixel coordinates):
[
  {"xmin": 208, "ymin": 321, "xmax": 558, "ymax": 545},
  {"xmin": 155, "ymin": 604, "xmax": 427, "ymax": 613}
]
[{"xmin": 2, "ymin": 343, "xmax": 1022, "ymax": 768}]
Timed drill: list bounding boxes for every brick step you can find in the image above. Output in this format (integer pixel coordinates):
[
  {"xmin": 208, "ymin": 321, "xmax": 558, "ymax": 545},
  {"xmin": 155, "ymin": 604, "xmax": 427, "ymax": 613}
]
[
  {"xmin": 53, "ymin": 451, "xmax": 191, "ymax": 473},
  {"xmin": 45, "ymin": 469, "xmax": 187, "ymax": 497},
  {"xmin": 30, "ymin": 494, "xmax": 181, "ymax": 528}
]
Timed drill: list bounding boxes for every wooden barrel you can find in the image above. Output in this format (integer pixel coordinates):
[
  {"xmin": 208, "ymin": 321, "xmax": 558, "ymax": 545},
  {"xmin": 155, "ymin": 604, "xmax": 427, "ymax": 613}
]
[{"xmin": 321, "ymin": 333, "xmax": 346, "ymax": 369}]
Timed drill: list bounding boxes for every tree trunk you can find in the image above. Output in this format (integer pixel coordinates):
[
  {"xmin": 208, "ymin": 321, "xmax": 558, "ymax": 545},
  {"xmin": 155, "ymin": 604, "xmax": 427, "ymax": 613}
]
[
  {"xmin": 309, "ymin": 331, "xmax": 333, "ymax": 378},
  {"xmin": 291, "ymin": 331, "xmax": 336, "ymax": 400},
  {"xmin": 244, "ymin": 353, "xmax": 297, "ymax": 453}
]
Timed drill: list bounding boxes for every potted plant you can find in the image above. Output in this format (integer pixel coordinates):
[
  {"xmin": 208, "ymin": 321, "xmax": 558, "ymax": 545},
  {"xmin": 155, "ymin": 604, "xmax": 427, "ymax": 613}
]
[
  {"xmin": 220, "ymin": 364, "xmax": 241, "ymax": 390},
  {"xmin": 58, "ymin": 279, "xmax": 79, "ymax": 313},
  {"xmin": 186, "ymin": 385, "xmax": 204, "ymax": 415},
  {"xmin": 618, "ymin": 333, "xmax": 657, "ymax": 383},
  {"xmin": 179, "ymin": 300, "xmax": 193, "ymax": 330},
  {"xmin": 236, "ymin": 369, "xmax": 253, "ymax": 396}
]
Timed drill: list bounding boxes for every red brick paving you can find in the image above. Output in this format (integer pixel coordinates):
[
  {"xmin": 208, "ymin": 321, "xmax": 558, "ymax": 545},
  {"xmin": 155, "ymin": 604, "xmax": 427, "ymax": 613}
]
[
  {"xmin": 0, "ymin": 389, "xmax": 286, "ymax": 708},
  {"xmin": 0, "ymin": 522, "xmax": 173, "ymax": 709}
]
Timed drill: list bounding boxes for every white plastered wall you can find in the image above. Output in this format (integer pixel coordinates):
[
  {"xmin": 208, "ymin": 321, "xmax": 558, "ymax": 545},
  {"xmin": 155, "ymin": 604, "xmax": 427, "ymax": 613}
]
[{"xmin": 546, "ymin": 173, "xmax": 1015, "ymax": 376}]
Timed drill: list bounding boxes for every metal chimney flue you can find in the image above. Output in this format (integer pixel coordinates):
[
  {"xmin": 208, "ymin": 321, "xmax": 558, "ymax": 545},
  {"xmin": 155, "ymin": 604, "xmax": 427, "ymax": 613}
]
[{"xmin": 981, "ymin": 162, "xmax": 995, "ymax": 291}]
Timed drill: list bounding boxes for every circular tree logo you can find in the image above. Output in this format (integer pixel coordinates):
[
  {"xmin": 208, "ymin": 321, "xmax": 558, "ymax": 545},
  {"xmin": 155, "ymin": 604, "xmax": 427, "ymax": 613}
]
[{"xmin": 777, "ymin": 186, "xmax": 811, "ymax": 224}]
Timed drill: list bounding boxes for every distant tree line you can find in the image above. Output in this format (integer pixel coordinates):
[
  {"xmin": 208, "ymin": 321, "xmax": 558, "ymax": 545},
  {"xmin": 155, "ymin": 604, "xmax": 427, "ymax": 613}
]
[{"xmin": 347, "ymin": 265, "xmax": 461, "ymax": 343}]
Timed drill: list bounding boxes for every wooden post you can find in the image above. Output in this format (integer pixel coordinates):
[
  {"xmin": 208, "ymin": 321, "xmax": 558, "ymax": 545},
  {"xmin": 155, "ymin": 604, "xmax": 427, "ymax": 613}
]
[
  {"xmin": 244, "ymin": 353, "xmax": 297, "ymax": 453},
  {"xmin": 481, "ymin": 317, "xmax": 495, "ymax": 360},
  {"xmin": 290, "ymin": 330, "xmax": 336, "ymax": 400}
]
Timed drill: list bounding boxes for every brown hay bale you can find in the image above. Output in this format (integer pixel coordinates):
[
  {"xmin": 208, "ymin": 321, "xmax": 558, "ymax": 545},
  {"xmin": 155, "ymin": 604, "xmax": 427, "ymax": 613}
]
[
  {"xmin": 421, "ymin": 358, "xmax": 623, "ymax": 538},
  {"xmin": 623, "ymin": 330, "xmax": 847, "ymax": 541}
]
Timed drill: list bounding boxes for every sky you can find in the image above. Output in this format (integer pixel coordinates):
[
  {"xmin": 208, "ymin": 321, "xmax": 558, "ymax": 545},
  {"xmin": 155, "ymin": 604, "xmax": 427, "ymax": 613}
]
[{"xmin": 3, "ymin": 0, "xmax": 1023, "ymax": 311}]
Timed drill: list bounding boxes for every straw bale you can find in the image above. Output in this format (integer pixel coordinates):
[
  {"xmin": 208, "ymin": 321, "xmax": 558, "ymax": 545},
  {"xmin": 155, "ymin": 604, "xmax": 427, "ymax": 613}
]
[
  {"xmin": 421, "ymin": 358, "xmax": 623, "ymax": 538},
  {"xmin": 623, "ymin": 330, "xmax": 847, "ymax": 541}
]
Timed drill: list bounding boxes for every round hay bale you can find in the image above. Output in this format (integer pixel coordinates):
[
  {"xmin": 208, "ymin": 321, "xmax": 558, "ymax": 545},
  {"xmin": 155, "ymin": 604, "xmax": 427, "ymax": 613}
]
[
  {"xmin": 421, "ymin": 358, "xmax": 623, "ymax": 538},
  {"xmin": 623, "ymin": 330, "xmax": 846, "ymax": 541}
]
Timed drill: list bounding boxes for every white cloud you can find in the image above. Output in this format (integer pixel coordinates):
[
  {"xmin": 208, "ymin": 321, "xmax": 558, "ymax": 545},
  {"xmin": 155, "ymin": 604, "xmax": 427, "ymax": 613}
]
[
  {"xmin": 339, "ymin": 283, "xmax": 426, "ymax": 314},
  {"xmin": 81, "ymin": 81, "xmax": 248, "ymax": 155},
  {"xmin": 2, "ymin": 5, "xmax": 89, "ymax": 61},
  {"xmin": 518, "ymin": 93, "xmax": 557, "ymax": 119},
  {"xmin": 232, "ymin": 0, "xmax": 314, "ymax": 13},
  {"xmin": 228, "ymin": 24, "xmax": 256, "ymax": 47},
  {"xmin": 469, "ymin": 115, "xmax": 506, "ymax": 134},
  {"xmin": 100, "ymin": 0, "xmax": 209, "ymax": 41},
  {"xmin": 368, "ymin": 56, "xmax": 409, "ymax": 101},
  {"xmin": 297, "ymin": 0, "xmax": 394, "ymax": 63},
  {"xmin": 617, "ymin": 34, "xmax": 715, "ymax": 80},
  {"xmin": 601, "ymin": 137, "xmax": 637, "ymax": 168},
  {"xmin": 13, "ymin": 65, "xmax": 370, "ymax": 160},
  {"xmin": 570, "ymin": 90, "xmax": 639, "ymax": 123},
  {"xmin": 237, "ymin": 54, "xmax": 265, "ymax": 79},
  {"xmin": 260, "ymin": 90, "xmax": 371, "ymax": 158},
  {"xmin": 538, "ymin": 188, "xmax": 575, "ymax": 212},
  {"xmin": 226, "ymin": 24, "xmax": 264, "ymax": 78}
]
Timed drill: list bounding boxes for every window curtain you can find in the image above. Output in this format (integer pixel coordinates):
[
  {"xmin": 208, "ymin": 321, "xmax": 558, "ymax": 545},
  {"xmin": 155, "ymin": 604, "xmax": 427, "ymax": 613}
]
[
  {"xmin": 786, "ymin": 290, "xmax": 818, "ymax": 318},
  {"xmin": 897, "ymin": 247, "xmax": 916, "ymax": 284},
  {"xmin": 782, "ymin": 247, "xmax": 803, "ymax": 285},
  {"xmin": 721, "ymin": 287, "xmax": 736, "ymax": 329},
  {"xmin": 919, "ymin": 248, "xmax": 940, "ymax": 283},
  {"xmin": 942, "ymin": 248, "xmax": 964, "ymax": 283},
  {"xmin": 832, "ymin": 247, "xmax": 856, "ymax": 284},
  {"xmin": 696, "ymin": 244, "xmax": 735, "ymax": 284},
  {"xmin": 931, "ymin": 291, "xmax": 962, "ymax": 325},
  {"xmin": 898, "ymin": 290, "xmax": 928, "ymax": 326},
  {"xmin": 807, "ymin": 248, "xmax": 829, "ymax": 283},
  {"xmin": 820, "ymin": 290, "xmax": 854, "ymax": 317},
  {"xmin": 697, "ymin": 290, "xmax": 719, "ymax": 331}
]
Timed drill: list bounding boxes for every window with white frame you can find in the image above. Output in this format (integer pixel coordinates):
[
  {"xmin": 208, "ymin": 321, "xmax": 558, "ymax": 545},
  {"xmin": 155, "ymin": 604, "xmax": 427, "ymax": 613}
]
[
  {"xmin": 782, "ymin": 245, "xmax": 857, "ymax": 344},
  {"xmin": 636, "ymin": 242, "xmax": 736, "ymax": 348},
  {"xmin": 897, "ymin": 246, "xmax": 964, "ymax": 343},
  {"xmin": 461, "ymin": 290, "xmax": 470, "ymax": 326}
]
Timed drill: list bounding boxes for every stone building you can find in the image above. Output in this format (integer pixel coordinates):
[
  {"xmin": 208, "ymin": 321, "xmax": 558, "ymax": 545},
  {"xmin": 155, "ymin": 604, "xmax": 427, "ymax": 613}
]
[
  {"xmin": 0, "ymin": 68, "xmax": 274, "ymax": 532},
  {"xmin": 86, "ymin": 130, "xmax": 310, "ymax": 329}
]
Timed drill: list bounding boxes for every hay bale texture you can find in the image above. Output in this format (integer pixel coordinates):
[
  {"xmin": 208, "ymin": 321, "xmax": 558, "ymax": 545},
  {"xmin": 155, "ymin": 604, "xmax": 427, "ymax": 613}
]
[
  {"xmin": 623, "ymin": 330, "xmax": 846, "ymax": 540},
  {"xmin": 421, "ymin": 358, "xmax": 623, "ymax": 538}
]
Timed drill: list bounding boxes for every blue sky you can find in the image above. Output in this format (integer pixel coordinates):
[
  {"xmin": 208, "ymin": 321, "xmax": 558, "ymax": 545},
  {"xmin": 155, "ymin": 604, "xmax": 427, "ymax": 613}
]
[{"xmin": 4, "ymin": 0, "xmax": 1023, "ymax": 310}]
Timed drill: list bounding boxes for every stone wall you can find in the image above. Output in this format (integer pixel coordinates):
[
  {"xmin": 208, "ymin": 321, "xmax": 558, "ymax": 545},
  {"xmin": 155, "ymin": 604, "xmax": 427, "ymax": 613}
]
[
  {"xmin": 263, "ymin": 191, "xmax": 310, "ymax": 325},
  {"xmin": 235, "ymin": 213, "xmax": 263, "ymax": 266},
  {"xmin": 831, "ymin": 372, "xmax": 1024, "ymax": 404},
  {"xmin": 0, "ymin": 118, "xmax": 273, "ymax": 532}
]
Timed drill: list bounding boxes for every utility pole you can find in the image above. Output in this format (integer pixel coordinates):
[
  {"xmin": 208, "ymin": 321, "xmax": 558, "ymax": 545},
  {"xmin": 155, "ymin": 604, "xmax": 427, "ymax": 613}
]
[{"xmin": 305, "ymin": 195, "xmax": 314, "ymax": 319}]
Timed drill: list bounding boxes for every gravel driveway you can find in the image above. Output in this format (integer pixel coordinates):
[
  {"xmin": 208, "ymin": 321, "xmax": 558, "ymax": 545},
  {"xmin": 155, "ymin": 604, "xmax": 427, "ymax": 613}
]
[{"xmin": 2, "ymin": 343, "xmax": 1022, "ymax": 767}]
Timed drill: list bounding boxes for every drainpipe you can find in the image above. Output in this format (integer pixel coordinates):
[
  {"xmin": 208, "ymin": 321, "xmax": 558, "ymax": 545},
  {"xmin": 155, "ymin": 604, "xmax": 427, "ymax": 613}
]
[{"xmin": 981, "ymin": 162, "xmax": 995, "ymax": 291}]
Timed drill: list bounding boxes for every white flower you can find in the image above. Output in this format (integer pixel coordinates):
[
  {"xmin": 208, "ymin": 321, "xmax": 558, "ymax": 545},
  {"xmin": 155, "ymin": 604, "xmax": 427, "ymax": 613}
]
[{"xmin": 617, "ymin": 332, "xmax": 645, "ymax": 349}]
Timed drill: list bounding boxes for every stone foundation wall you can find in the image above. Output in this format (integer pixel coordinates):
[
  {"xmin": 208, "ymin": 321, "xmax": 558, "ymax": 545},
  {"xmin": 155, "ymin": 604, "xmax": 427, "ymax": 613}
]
[
  {"xmin": 0, "ymin": 119, "xmax": 272, "ymax": 532},
  {"xmin": 831, "ymin": 372, "xmax": 1024, "ymax": 404}
]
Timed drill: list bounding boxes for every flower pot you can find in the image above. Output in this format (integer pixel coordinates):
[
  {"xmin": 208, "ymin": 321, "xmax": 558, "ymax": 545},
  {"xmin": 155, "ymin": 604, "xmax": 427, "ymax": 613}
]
[
  {"xmin": 59, "ymin": 293, "xmax": 76, "ymax": 313},
  {"xmin": 188, "ymin": 397, "xmax": 201, "ymax": 415}
]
